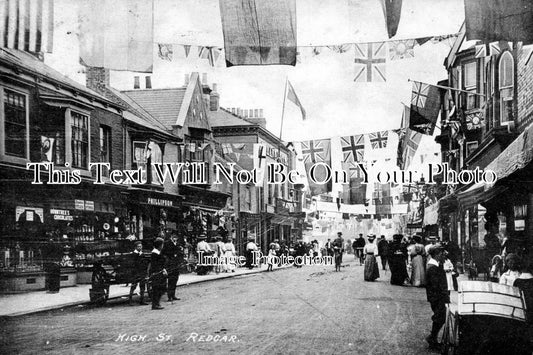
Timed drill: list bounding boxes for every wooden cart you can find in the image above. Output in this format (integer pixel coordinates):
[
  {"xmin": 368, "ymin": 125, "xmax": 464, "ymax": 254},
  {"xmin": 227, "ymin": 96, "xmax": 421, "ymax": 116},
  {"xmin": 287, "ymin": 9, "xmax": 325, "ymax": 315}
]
[{"xmin": 87, "ymin": 240, "xmax": 150, "ymax": 304}]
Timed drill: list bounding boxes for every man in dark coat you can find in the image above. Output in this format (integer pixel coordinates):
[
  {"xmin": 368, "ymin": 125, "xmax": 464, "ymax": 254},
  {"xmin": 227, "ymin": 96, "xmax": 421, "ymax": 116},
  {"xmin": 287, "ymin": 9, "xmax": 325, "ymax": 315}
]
[
  {"xmin": 150, "ymin": 237, "xmax": 167, "ymax": 310},
  {"xmin": 354, "ymin": 234, "xmax": 366, "ymax": 265},
  {"xmin": 163, "ymin": 232, "xmax": 184, "ymax": 302},
  {"xmin": 377, "ymin": 235, "xmax": 389, "ymax": 271},
  {"xmin": 333, "ymin": 232, "xmax": 344, "ymax": 271},
  {"xmin": 425, "ymin": 244, "xmax": 450, "ymax": 350},
  {"xmin": 129, "ymin": 241, "xmax": 149, "ymax": 305}
]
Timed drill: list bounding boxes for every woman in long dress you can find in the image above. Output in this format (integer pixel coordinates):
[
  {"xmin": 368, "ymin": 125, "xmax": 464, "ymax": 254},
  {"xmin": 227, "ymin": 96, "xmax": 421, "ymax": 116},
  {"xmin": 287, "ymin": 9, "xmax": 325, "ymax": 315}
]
[
  {"xmin": 363, "ymin": 235, "xmax": 380, "ymax": 281},
  {"xmin": 409, "ymin": 235, "xmax": 426, "ymax": 287},
  {"xmin": 223, "ymin": 238, "xmax": 236, "ymax": 272},
  {"xmin": 389, "ymin": 234, "xmax": 409, "ymax": 285}
]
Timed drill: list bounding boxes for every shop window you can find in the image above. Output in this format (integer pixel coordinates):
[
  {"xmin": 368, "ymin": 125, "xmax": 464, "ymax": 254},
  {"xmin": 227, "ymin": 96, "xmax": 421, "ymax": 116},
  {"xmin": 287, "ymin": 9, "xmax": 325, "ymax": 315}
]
[
  {"xmin": 71, "ymin": 111, "xmax": 89, "ymax": 169},
  {"xmin": 99, "ymin": 125, "xmax": 111, "ymax": 165},
  {"xmin": 4, "ymin": 88, "xmax": 28, "ymax": 158},
  {"xmin": 499, "ymin": 52, "xmax": 514, "ymax": 125}
]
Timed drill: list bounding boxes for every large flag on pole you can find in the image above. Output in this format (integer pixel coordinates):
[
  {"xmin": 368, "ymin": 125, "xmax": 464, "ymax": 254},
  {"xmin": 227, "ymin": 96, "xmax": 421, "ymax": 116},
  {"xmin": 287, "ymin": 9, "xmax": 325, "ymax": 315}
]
[
  {"xmin": 0, "ymin": 0, "xmax": 54, "ymax": 53},
  {"xmin": 464, "ymin": 0, "xmax": 533, "ymax": 45},
  {"xmin": 287, "ymin": 80, "xmax": 306, "ymax": 120},
  {"xmin": 219, "ymin": 0, "xmax": 297, "ymax": 67},
  {"xmin": 300, "ymin": 139, "xmax": 331, "ymax": 196},
  {"xmin": 409, "ymin": 81, "xmax": 441, "ymax": 135},
  {"xmin": 79, "ymin": 0, "xmax": 154, "ymax": 72}
]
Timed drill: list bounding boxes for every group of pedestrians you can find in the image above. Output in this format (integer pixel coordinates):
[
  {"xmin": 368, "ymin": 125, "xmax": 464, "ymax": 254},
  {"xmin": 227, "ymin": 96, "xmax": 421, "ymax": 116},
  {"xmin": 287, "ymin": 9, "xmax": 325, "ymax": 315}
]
[{"xmin": 128, "ymin": 233, "xmax": 186, "ymax": 310}]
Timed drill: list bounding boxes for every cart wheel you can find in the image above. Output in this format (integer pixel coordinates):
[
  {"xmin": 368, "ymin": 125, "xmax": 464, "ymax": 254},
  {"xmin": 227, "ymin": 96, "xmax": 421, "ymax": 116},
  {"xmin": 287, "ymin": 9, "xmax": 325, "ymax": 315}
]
[{"xmin": 90, "ymin": 265, "xmax": 110, "ymax": 305}]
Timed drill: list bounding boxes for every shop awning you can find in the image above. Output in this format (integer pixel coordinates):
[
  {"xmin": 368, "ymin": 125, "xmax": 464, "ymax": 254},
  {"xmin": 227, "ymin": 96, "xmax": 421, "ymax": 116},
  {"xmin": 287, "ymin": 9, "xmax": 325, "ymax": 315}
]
[{"xmin": 485, "ymin": 122, "xmax": 533, "ymax": 187}]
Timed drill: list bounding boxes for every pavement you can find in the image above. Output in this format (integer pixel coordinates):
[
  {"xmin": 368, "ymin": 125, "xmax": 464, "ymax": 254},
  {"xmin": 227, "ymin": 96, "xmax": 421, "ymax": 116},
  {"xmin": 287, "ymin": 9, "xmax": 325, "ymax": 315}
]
[{"xmin": 0, "ymin": 264, "xmax": 279, "ymax": 317}]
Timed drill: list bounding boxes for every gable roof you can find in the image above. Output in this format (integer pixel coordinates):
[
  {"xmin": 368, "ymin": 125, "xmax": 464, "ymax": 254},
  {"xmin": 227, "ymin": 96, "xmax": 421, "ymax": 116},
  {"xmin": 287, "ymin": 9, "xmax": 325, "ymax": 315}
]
[{"xmin": 122, "ymin": 87, "xmax": 186, "ymax": 128}]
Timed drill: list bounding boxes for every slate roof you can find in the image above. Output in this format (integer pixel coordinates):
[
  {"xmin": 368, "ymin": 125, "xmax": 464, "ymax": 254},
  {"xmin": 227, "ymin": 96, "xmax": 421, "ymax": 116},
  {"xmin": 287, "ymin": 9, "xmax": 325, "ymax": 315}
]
[
  {"xmin": 122, "ymin": 88, "xmax": 186, "ymax": 128},
  {"xmin": 0, "ymin": 48, "xmax": 115, "ymax": 106},
  {"xmin": 208, "ymin": 107, "xmax": 253, "ymax": 127}
]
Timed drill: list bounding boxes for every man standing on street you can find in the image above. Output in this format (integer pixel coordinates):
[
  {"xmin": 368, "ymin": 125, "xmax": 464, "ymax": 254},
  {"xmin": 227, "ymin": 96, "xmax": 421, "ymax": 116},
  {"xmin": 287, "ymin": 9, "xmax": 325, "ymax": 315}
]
[
  {"xmin": 425, "ymin": 244, "xmax": 450, "ymax": 350},
  {"xmin": 150, "ymin": 237, "xmax": 167, "ymax": 310},
  {"xmin": 377, "ymin": 235, "xmax": 389, "ymax": 271},
  {"xmin": 333, "ymin": 232, "xmax": 344, "ymax": 271},
  {"xmin": 163, "ymin": 232, "xmax": 183, "ymax": 302}
]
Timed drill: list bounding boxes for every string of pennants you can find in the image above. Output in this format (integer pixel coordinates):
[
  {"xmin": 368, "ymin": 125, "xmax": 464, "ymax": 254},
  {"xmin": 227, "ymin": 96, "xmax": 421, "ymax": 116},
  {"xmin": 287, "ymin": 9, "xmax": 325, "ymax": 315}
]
[{"xmin": 154, "ymin": 33, "xmax": 459, "ymax": 78}]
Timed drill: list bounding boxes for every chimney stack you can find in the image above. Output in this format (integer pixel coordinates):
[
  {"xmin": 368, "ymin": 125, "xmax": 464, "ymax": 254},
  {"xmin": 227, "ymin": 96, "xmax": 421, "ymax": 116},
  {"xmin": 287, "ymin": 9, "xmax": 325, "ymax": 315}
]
[
  {"xmin": 86, "ymin": 67, "xmax": 110, "ymax": 94},
  {"xmin": 210, "ymin": 83, "xmax": 220, "ymax": 111},
  {"xmin": 245, "ymin": 108, "xmax": 267, "ymax": 128}
]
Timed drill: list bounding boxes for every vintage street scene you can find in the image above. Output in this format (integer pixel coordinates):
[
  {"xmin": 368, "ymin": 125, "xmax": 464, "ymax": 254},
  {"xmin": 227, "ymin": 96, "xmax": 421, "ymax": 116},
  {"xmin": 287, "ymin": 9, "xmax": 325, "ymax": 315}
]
[{"xmin": 1, "ymin": 0, "xmax": 533, "ymax": 354}]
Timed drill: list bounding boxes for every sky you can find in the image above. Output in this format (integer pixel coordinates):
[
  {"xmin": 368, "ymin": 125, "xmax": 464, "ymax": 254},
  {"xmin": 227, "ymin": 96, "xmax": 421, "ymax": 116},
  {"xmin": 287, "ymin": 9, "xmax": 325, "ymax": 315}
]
[{"xmin": 45, "ymin": 0, "xmax": 465, "ymax": 147}]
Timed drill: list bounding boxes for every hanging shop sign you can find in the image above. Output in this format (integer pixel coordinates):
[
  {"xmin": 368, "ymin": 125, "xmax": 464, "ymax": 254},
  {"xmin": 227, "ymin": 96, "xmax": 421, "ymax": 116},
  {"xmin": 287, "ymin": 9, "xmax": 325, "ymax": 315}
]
[{"xmin": 49, "ymin": 208, "xmax": 74, "ymax": 221}]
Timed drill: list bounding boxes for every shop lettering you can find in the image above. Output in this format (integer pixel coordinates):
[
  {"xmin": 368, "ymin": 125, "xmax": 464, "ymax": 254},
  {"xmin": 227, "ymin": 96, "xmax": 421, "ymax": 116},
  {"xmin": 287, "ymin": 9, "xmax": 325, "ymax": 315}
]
[
  {"xmin": 147, "ymin": 198, "xmax": 173, "ymax": 207},
  {"xmin": 427, "ymin": 163, "xmax": 497, "ymax": 184}
]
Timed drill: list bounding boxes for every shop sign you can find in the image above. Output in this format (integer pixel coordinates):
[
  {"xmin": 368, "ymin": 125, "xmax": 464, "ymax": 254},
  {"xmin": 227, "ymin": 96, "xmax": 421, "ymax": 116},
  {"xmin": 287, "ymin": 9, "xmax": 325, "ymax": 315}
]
[
  {"xmin": 147, "ymin": 197, "xmax": 173, "ymax": 207},
  {"xmin": 74, "ymin": 199, "xmax": 95, "ymax": 211},
  {"xmin": 50, "ymin": 209, "xmax": 74, "ymax": 221},
  {"xmin": 85, "ymin": 201, "xmax": 94, "ymax": 211},
  {"xmin": 515, "ymin": 219, "xmax": 525, "ymax": 231},
  {"xmin": 265, "ymin": 146, "xmax": 288, "ymax": 165},
  {"xmin": 16, "ymin": 207, "xmax": 44, "ymax": 223}
]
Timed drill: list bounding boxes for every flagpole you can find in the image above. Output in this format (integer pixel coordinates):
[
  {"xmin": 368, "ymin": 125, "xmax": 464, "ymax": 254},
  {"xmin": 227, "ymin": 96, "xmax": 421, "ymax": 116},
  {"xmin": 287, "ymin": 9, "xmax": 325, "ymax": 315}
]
[
  {"xmin": 408, "ymin": 79, "xmax": 485, "ymax": 97},
  {"xmin": 279, "ymin": 77, "xmax": 289, "ymax": 140}
]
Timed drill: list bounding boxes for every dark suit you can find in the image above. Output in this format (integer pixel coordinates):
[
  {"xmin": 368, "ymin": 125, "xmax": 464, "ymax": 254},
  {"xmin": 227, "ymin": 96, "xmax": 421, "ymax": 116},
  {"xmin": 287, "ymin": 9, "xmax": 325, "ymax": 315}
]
[
  {"xmin": 150, "ymin": 251, "xmax": 167, "ymax": 308},
  {"xmin": 163, "ymin": 240, "xmax": 183, "ymax": 300},
  {"xmin": 425, "ymin": 262, "xmax": 450, "ymax": 341},
  {"xmin": 129, "ymin": 251, "xmax": 148, "ymax": 304}
]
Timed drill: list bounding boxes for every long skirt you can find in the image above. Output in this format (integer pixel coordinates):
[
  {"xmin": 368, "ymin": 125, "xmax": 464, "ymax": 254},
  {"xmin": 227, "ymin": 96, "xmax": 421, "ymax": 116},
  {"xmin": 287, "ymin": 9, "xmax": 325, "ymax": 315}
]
[
  {"xmin": 364, "ymin": 254, "xmax": 380, "ymax": 281},
  {"xmin": 389, "ymin": 254, "xmax": 408, "ymax": 285},
  {"xmin": 410, "ymin": 255, "xmax": 426, "ymax": 287}
]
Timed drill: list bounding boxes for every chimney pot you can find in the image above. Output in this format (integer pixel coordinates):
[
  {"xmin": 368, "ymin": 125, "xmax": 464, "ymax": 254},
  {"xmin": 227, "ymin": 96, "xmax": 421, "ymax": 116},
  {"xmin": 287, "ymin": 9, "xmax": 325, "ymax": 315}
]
[
  {"xmin": 209, "ymin": 83, "xmax": 220, "ymax": 111},
  {"xmin": 259, "ymin": 109, "xmax": 264, "ymax": 118}
]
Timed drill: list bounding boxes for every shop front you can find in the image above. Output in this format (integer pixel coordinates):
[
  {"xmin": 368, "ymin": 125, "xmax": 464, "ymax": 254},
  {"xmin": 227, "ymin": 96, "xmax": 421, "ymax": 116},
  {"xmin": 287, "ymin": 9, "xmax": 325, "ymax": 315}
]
[{"xmin": 0, "ymin": 181, "xmax": 128, "ymax": 292}]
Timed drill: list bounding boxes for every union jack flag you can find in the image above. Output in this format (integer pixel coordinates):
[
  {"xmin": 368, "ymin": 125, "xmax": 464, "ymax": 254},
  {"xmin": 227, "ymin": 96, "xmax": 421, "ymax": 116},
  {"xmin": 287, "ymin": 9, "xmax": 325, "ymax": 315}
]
[
  {"xmin": 401, "ymin": 129, "xmax": 422, "ymax": 170},
  {"xmin": 354, "ymin": 42, "xmax": 387, "ymax": 82},
  {"xmin": 411, "ymin": 81, "xmax": 430, "ymax": 108},
  {"xmin": 368, "ymin": 131, "xmax": 388, "ymax": 149},
  {"xmin": 301, "ymin": 139, "xmax": 329, "ymax": 164},
  {"xmin": 340, "ymin": 134, "xmax": 365, "ymax": 163}
]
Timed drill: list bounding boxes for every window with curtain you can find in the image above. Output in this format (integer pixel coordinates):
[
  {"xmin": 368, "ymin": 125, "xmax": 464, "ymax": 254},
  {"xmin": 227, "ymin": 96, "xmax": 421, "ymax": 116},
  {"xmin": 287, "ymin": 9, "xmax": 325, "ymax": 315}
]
[
  {"xmin": 499, "ymin": 52, "xmax": 514, "ymax": 124},
  {"xmin": 71, "ymin": 111, "xmax": 89, "ymax": 169},
  {"xmin": 463, "ymin": 61, "xmax": 478, "ymax": 110}
]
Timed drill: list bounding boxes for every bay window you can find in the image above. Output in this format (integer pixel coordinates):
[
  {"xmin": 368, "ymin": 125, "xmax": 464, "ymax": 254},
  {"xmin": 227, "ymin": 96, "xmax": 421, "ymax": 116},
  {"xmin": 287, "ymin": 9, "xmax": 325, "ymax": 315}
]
[{"xmin": 499, "ymin": 51, "xmax": 514, "ymax": 125}]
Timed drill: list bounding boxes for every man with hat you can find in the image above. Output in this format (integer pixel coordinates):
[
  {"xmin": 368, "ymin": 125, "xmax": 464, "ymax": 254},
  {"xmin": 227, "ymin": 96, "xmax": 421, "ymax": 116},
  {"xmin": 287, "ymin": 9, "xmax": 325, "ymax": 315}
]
[
  {"xmin": 163, "ymin": 232, "xmax": 184, "ymax": 302},
  {"xmin": 332, "ymin": 232, "xmax": 344, "ymax": 272},
  {"xmin": 353, "ymin": 233, "xmax": 366, "ymax": 265},
  {"xmin": 149, "ymin": 237, "xmax": 167, "ymax": 310},
  {"xmin": 424, "ymin": 236, "xmax": 438, "ymax": 257},
  {"xmin": 425, "ymin": 243, "xmax": 449, "ymax": 350},
  {"xmin": 129, "ymin": 241, "xmax": 149, "ymax": 305}
]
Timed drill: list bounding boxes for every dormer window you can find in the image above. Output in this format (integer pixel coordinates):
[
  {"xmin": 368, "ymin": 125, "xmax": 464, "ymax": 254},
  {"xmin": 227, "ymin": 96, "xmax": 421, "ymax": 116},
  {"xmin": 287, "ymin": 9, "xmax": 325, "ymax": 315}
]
[{"xmin": 499, "ymin": 51, "xmax": 514, "ymax": 125}]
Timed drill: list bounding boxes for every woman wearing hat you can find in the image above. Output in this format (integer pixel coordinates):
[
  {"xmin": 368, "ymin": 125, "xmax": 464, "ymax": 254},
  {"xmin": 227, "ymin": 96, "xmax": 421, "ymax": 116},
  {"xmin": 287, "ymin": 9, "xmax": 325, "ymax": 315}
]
[
  {"xmin": 363, "ymin": 234, "xmax": 380, "ymax": 281},
  {"xmin": 223, "ymin": 237, "xmax": 236, "ymax": 272},
  {"xmin": 389, "ymin": 234, "xmax": 409, "ymax": 285},
  {"xmin": 245, "ymin": 235, "xmax": 258, "ymax": 269}
]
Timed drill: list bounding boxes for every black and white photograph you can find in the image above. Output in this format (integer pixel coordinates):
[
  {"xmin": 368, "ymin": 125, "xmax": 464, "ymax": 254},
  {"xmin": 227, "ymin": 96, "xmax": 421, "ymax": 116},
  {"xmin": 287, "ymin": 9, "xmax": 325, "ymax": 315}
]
[{"xmin": 1, "ymin": 0, "xmax": 533, "ymax": 354}]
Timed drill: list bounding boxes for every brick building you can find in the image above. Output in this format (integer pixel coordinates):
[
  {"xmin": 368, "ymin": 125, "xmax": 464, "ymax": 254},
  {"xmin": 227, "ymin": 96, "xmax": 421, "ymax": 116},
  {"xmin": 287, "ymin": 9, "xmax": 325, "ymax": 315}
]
[{"xmin": 435, "ymin": 28, "xmax": 533, "ymax": 263}]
